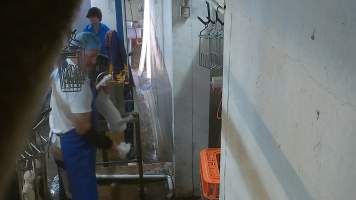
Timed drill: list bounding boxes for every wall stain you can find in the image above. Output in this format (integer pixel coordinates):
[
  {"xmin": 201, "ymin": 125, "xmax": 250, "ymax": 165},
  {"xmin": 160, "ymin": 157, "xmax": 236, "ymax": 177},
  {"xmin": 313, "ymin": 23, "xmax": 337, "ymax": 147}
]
[
  {"xmin": 316, "ymin": 110, "xmax": 320, "ymax": 120},
  {"xmin": 311, "ymin": 29, "xmax": 316, "ymax": 40}
]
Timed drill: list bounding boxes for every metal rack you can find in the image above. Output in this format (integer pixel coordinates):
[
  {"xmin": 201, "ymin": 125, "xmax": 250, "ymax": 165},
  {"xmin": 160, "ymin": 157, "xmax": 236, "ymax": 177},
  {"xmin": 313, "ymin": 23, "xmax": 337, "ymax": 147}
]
[
  {"xmin": 95, "ymin": 112, "xmax": 173, "ymax": 200},
  {"xmin": 16, "ymin": 108, "xmax": 51, "ymax": 200},
  {"xmin": 198, "ymin": 1, "xmax": 224, "ymax": 74}
]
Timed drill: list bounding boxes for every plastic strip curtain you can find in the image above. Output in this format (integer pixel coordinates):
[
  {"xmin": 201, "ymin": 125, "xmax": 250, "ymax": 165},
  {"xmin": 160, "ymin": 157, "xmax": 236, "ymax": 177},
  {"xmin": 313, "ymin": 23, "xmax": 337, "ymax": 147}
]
[{"xmin": 138, "ymin": 0, "xmax": 151, "ymax": 79}]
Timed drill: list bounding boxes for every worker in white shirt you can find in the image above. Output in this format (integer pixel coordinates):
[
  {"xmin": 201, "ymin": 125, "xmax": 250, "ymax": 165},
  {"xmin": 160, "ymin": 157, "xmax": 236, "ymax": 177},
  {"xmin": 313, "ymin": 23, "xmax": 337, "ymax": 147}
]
[{"xmin": 49, "ymin": 32, "xmax": 129, "ymax": 200}]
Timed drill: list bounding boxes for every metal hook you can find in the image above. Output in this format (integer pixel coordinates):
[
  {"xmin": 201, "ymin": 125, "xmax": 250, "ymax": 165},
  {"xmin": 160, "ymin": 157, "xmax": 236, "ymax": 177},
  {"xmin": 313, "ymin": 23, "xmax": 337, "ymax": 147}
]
[
  {"xmin": 30, "ymin": 143, "xmax": 41, "ymax": 154},
  {"xmin": 198, "ymin": 16, "xmax": 210, "ymax": 35},
  {"xmin": 216, "ymin": 6, "xmax": 224, "ymax": 26},
  {"xmin": 198, "ymin": 16, "xmax": 209, "ymax": 26},
  {"xmin": 198, "ymin": 1, "xmax": 215, "ymax": 26},
  {"xmin": 24, "ymin": 151, "xmax": 33, "ymax": 158},
  {"xmin": 205, "ymin": 1, "xmax": 215, "ymax": 24}
]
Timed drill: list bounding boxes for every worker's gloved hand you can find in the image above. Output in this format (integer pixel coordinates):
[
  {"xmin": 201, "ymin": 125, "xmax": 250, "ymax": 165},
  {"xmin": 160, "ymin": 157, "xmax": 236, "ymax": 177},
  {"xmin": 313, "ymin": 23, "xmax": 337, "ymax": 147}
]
[
  {"xmin": 82, "ymin": 128, "xmax": 113, "ymax": 149},
  {"xmin": 96, "ymin": 74, "xmax": 112, "ymax": 90}
]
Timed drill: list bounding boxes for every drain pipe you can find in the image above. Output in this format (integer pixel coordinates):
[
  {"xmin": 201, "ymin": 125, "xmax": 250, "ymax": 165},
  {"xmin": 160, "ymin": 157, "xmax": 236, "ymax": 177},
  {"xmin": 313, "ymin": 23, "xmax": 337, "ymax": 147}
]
[{"xmin": 96, "ymin": 174, "xmax": 174, "ymax": 199}]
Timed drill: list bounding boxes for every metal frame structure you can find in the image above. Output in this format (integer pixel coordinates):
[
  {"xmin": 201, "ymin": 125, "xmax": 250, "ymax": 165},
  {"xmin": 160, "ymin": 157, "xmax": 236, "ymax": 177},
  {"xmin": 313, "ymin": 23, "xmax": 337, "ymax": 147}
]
[
  {"xmin": 16, "ymin": 108, "xmax": 51, "ymax": 200},
  {"xmin": 95, "ymin": 112, "xmax": 174, "ymax": 200}
]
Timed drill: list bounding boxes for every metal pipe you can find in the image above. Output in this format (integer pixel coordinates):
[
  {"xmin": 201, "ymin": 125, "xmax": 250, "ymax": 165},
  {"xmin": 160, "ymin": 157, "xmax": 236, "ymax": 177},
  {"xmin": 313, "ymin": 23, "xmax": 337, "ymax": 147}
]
[
  {"xmin": 134, "ymin": 113, "xmax": 145, "ymax": 200},
  {"xmin": 96, "ymin": 174, "xmax": 174, "ymax": 199},
  {"xmin": 96, "ymin": 159, "xmax": 138, "ymax": 166}
]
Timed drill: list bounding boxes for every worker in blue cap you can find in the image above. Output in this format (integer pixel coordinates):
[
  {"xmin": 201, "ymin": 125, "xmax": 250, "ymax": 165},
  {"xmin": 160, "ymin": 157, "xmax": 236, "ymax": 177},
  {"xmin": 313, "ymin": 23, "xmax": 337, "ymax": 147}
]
[{"xmin": 49, "ymin": 32, "xmax": 116, "ymax": 200}]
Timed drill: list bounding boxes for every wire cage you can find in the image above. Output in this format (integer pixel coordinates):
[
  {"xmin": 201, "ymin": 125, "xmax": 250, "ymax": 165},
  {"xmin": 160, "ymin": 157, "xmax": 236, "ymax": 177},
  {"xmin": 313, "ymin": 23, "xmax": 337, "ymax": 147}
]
[
  {"xmin": 209, "ymin": 26, "xmax": 224, "ymax": 73},
  {"xmin": 17, "ymin": 149, "xmax": 49, "ymax": 200},
  {"xmin": 199, "ymin": 25, "xmax": 212, "ymax": 69}
]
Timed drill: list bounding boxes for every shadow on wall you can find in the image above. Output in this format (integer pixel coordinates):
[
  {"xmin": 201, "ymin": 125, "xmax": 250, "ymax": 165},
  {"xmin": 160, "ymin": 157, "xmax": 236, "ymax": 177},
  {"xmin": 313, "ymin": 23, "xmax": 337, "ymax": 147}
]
[
  {"xmin": 174, "ymin": 49, "xmax": 211, "ymax": 196},
  {"xmin": 173, "ymin": 52, "xmax": 195, "ymax": 195},
  {"xmin": 222, "ymin": 73, "xmax": 313, "ymax": 200}
]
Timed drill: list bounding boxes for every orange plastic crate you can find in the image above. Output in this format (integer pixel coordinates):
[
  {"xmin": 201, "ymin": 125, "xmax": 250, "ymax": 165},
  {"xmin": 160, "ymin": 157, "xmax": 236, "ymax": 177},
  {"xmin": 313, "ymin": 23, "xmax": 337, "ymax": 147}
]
[{"xmin": 200, "ymin": 148, "xmax": 221, "ymax": 200}]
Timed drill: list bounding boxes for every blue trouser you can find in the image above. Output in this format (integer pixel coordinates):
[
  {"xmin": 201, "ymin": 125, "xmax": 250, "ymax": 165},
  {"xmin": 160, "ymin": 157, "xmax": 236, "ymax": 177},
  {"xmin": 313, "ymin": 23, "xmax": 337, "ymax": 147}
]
[{"xmin": 60, "ymin": 129, "xmax": 98, "ymax": 200}]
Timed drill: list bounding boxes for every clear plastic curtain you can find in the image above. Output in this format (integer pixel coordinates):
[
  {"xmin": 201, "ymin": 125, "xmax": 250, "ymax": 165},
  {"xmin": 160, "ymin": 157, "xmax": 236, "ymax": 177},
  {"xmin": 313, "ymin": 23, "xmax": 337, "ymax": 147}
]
[{"xmin": 138, "ymin": 0, "xmax": 151, "ymax": 79}]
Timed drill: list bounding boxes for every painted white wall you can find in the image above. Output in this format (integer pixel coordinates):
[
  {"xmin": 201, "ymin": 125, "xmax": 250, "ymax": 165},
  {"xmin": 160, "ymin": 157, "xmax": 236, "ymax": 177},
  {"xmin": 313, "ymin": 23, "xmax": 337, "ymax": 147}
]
[
  {"xmin": 162, "ymin": 0, "xmax": 173, "ymax": 85},
  {"xmin": 220, "ymin": 0, "xmax": 356, "ymax": 199},
  {"xmin": 171, "ymin": 0, "xmax": 211, "ymax": 196},
  {"xmin": 91, "ymin": 0, "xmax": 117, "ymax": 30},
  {"xmin": 72, "ymin": 0, "xmax": 91, "ymax": 31},
  {"xmin": 125, "ymin": 0, "xmax": 144, "ymax": 23},
  {"xmin": 143, "ymin": 0, "xmax": 210, "ymax": 197}
]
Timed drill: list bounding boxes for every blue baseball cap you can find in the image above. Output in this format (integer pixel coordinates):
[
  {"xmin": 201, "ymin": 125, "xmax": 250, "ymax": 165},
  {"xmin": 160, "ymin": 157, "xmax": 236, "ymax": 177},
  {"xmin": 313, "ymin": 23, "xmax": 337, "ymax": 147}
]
[{"xmin": 75, "ymin": 32, "xmax": 100, "ymax": 50}]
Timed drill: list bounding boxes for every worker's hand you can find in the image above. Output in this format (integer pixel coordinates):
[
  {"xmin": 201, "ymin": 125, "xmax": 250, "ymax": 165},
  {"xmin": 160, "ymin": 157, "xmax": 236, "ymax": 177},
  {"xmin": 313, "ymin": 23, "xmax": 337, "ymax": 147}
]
[{"xmin": 96, "ymin": 74, "xmax": 113, "ymax": 90}]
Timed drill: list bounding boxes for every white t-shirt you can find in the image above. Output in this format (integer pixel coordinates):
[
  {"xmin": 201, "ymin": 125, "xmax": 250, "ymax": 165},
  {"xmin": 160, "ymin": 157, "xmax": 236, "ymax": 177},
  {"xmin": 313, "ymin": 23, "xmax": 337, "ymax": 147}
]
[{"xmin": 49, "ymin": 63, "xmax": 93, "ymax": 134}]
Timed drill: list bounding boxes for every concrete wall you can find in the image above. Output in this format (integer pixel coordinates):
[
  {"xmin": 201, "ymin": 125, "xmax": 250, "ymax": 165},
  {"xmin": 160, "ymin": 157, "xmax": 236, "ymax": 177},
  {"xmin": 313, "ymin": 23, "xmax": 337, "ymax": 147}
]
[
  {"xmin": 220, "ymin": 0, "xmax": 356, "ymax": 199},
  {"xmin": 72, "ymin": 0, "xmax": 91, "ymax": 31},
  {"xmin": 171, "ymin": 0, "xmax": 211, "ymax": 196},
  {"xmin": 125, "ymin": 0, "xmax": 144, "ymax": 23},
  {"xmin": 145, "ymin": 0, "xmax": 210, "ymax": 196}
]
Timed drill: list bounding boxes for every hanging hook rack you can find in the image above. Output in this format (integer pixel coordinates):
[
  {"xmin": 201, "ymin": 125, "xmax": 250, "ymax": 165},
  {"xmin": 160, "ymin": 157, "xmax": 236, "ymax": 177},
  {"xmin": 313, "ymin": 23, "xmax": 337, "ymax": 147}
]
[
  {"xmin": 198, "ymin": 0, "xmax": 224, "ymax": 72},
  {"xmin": 206, "ymin": 1, "xmax": 216, "ymax": 24},
  {"xmin": 198, "ymin": 1, "xmax": 225, "ymax": 26},
  {"xmin": 215, "ymin": 5, "xmax": 224, "ymax": 26},
  {"xmin": 198, "ymin": 1, "xmax": 216, "ymax": 25}
]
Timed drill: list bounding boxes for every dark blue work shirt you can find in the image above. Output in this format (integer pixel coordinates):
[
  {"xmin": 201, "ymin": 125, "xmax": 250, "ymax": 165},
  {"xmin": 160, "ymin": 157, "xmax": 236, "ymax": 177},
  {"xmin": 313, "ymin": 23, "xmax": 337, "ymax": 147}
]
[{"xmin": 83, "ymin": 23, "xmax": 110, "ymax": 55}]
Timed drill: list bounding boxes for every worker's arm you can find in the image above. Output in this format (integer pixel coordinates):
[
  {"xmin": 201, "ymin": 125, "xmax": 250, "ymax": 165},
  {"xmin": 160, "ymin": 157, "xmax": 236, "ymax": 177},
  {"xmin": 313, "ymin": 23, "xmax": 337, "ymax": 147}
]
[
  {"xmin": 72, "ymin": 112, "xmax": 114, "ymax": 149},
  {"xmin": 68, "ymin": 80, "xmax": 114, "ymax": 149}
]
